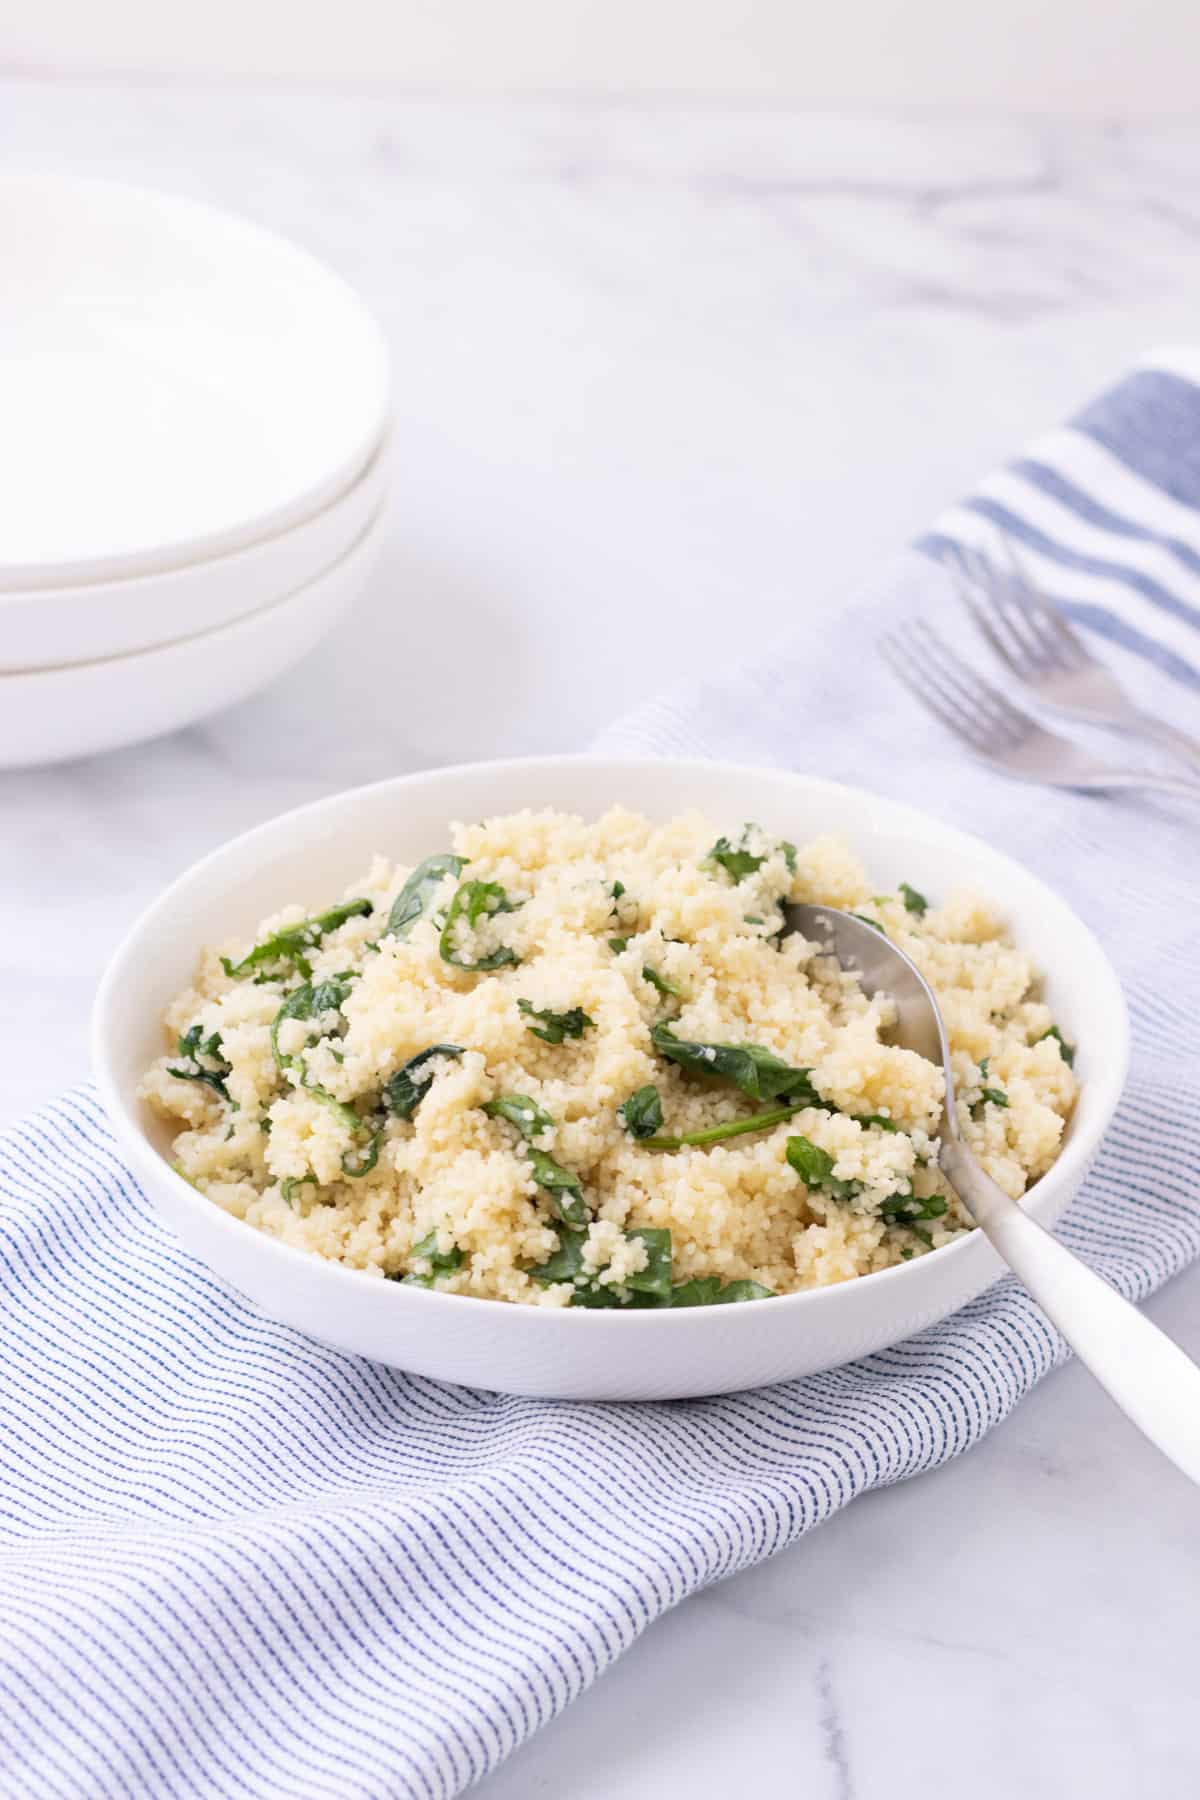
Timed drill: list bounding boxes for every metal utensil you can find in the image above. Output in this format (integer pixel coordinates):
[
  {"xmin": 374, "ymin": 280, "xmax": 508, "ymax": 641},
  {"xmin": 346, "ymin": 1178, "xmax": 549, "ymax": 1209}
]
[
  {"xmin": 948, "ymin": 539, "xmax": 1200, "ymax": 769},
  {"xmin": 882, "ymin": 619, "xmax": 1200, "ymax": 801},
  {"xmin": 783, "ymin": 901, "xmax": 1200, "ymax": 1485}
]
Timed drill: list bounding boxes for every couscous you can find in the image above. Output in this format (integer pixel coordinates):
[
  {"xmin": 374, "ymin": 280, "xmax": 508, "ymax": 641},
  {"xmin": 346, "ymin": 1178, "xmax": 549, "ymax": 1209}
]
[{"xmin": 141, "ymin": 808, "xmax": 1078, "ymax": 1308}]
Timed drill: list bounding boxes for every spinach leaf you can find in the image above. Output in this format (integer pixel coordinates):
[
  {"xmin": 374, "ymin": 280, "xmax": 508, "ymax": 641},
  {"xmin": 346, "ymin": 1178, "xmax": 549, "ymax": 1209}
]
[
  {"xmin": 880, "ymin": 1191, "xmax": 948, "ymax": 1227},
  {"xmin": 268, "ymin": 979, "xmax": 382, "ymax": 1173},
  {"xmin": 669, "ymin": 1276, "xmax": 774, "ymax": 1306},
  {"xmin": 972, "ymin": 1057, "xmax": 1010, "ymax": 1114},
  {"xmin": 482, "ymin": 1093, "xmax": 554, "ymax": 1140},
  {"xmin": 1036, "ymin": 1024, "xmax": 1076, "ymax": 1068},
  {"xmin": 384, "ymin": 1045, "xmax": 465, "ymax": 1119},
  {"xmin": 644, "ymin": 1102, "xmax": 801, "ymax": 1150},
  {"xmin": 526, "ymin": 1149, "xmax": 588, "ymax": 1225},
  {"xmin": 618, "ymin": 1085, "xmax": 664, "ymax": 1140},
  {"xmin": 650, "ymin": 1022, "xmax": 820, "ymax": 1106},
  {"xmin": 849, "ymin": 912, "xmax": 885, "ymax": 933},
  {"xmin": 400, "ymin": 1228, "xmax": 465, "ymax": 1285},
  {"xmin": 269, "ymin": 978, "xmax": 352, "ymax": 1075},
  {"xmin": 786, "ymin": 1134, "xmax": 859, "ymax": 1199},
  {"xmin": 624, "ymin": 1227, "xmax": 672, "ymax": 1301},
  {"xmin": 167, "ymin": 1025, "xmax": 236, "ymax": 1108},
  {"xmin": 387, "ymin": 853, "xmax": 466, "ymax": 939},
  {"xmin": 529, "ymin": 1225, "xmax": 672, "ymax": 1305},
  {"xmin": 529, "ymin": 1226, "xmax": 588, "ymax": 1286},
  {"xmin": 608, "ymin": 937, "xmax": 629, "ymax": 955},
  {"xmin": 221, "ymin": 898, "xmax": 373, "ymax": 982},
  {"xmin": 641, "ymin": 965, "xmax": 681, "ymax": 999},
  {"xmin": 704, "ymin": 825, "xmax": 797, "ymax": 884},
  {"xmin": 439, "ymin": 880, "xmax": 521, "ymax": 971},
  {"xmin": 340, "ymin": 1131, "xmax": 382, "ymax": 1178},
  {"xmin": 705, "ymin": 835, "xmax": 765, "ymax": 882},
  {"xmin": 518, "ymin": 999, "xmax": 595, "ymax": 1044},
  {"xmin": 899, "ymin": 882, "xmax": 929, "ymax": 916},
  {"xmin": 853, "ymin": 1111, "xmax": 901, "ymax": 1132}
]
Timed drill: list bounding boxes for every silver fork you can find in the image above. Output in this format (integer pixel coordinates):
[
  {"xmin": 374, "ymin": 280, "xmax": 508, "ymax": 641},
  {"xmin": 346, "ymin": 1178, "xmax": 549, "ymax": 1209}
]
[
  {"xmin": 881, "ymin": 620, "xmax": 1200, "ymax": 800},
  {"xmin": 947, "ymin": 540, "xmax": 1200, "ymax": 770}
]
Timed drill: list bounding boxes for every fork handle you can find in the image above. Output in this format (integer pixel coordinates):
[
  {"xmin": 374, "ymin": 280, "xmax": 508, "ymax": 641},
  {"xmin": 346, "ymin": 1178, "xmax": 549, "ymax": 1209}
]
[
  {"xmin": 1129, "ymin": 711, "xmax": 1200, "ymax": 772},
  {"xmin": 1079, "ymin": 768, "xmax": 1200, "ymax": 802},
  {"xmin": 939, "ymin": 1138, "xmax": 1200, "ymax": 1486}
]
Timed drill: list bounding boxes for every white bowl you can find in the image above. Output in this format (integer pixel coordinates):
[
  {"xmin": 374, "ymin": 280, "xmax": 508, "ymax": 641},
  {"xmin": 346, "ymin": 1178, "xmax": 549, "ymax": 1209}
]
[
  {"xmin": 0, "ymin": 507, "xmax": 386, "ymax": 768},
  {"xmin": 92, "ymin": 758, "xmax": 1129, "ymax": 1401},
  {"xmin": 0, "ymin": 175, "xmax": 391, "ymax": 588},
  {"xmin": 0, "ymin": 435, "xmax": 391, "ymax": 672}
]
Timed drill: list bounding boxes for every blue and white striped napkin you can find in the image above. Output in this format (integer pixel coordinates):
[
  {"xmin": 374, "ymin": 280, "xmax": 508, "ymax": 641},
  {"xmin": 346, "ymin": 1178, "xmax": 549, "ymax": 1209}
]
[{"xmin": 3, "ymin": 355, "xmax": 1199, "ymax": 1800}]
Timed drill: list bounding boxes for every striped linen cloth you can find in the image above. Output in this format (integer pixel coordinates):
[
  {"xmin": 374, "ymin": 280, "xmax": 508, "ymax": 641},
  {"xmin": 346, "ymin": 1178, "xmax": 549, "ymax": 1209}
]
[{"xmin": 3, "ymin": 354, "xmax": 1199, "ymax": 1799}]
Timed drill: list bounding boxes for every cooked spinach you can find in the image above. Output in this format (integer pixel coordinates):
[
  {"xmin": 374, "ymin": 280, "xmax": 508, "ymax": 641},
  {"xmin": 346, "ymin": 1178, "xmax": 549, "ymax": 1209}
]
[
  {"xmin": 340, "ymin": 1131, "xmax": 383, "ymax": 1178},
  {"xmin": 482, "ymin": 1093, "xmax": 554, "ymax": 1140},
  {"xmin": 608, "ymin": 937, "xmax": 629, "ymax": 955},
  {"xmin": 786, "ymin": 1134, "xmax": 860, "ymax": 1199},
  {"xmin": 854, "ymin": 1112, "xmax": 901, "ymax": 1133},
  {"xmin": 221, "ymin": 898, "xmax": 373, "ymax": 981},
  {"xmin": 644, "ymin": 1103, "xmax": 801, "ymax": 1151},
  {"xmin": 384, "ymin": 1045, "xmax": 465, "ymax": 1119},
  {"xmin": 525, "ymin": 1149, "xmax": 588, "ymax": 1225},
  {"xmin": 849, "ymin": 912, "xmax": 885, "ymax": 933},
  {"xmin": 386, "ymin": 853, "xmax": 466, "ymax": 939},
  {"xmin": 1036, "ymin": 1024, "xmax": 1076, "ymax": 1068},
  {"xmin": 669, "ymin": 1276, "xmax": 774, "ymax": 1306},
  {"xmin": 269, "ymin": 978, "xmax": 352, "ymax": 1076},
  {"xmin": 439, "ymin": 880, "xmax": 521, "ymax": 971},
  {"xmin": 705, "ymin": 834, "xmax": 766, "ymax": 882},
  {"xmin": 973, "ymin": 1057, "xmax": 1010, "ymax": 1114},
  {"xmin": 650, "ymin": 1022, "xmax": 820, "ymax": 1106},
  {"xmin": 880, "ymin": 1191, "xmax": 948, "ymax": 1227},
  {"xmin": 518, "ymin": 999, "xmax": 595, "ymax": 1044},
  {"xmin": 530, "ymin": 1225, "xmax": 672, "ymax": 1305},
  {"xmin": 401, "ymin": 1228, "xmax": 465, "ymax": 1285},
  {"xmin": 704, "ymin": 824, "xmax": 797, "ymax": 884},
  {"xmin": 899, "ymin": 882, "xmax": 929, "ymax": 916},
  {"xmin": 618, "ymin": 1085, "xmax": 664, "ymax": 1140},
  {"xmin": 167, "ymin": 1025, "xmax": 236, "ymax": 1108},
  {"xmin": 641, "ymin": 965, "xmax": 681, "ymax": 1000},
  {"xmin": 268, "ymin": 979, "xmax": 379, "ymax": 1173}
]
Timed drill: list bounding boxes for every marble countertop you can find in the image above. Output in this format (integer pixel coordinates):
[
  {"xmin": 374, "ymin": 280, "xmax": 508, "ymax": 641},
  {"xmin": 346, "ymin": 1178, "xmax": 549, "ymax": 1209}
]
[{"xmin": 3, "ymin": 73, "xmax": 1198, "ymax": 1797}]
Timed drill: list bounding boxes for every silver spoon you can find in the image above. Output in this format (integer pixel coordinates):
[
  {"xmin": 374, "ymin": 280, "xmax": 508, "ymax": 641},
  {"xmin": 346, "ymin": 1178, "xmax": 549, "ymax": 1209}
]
[{"xmin": 784, "ymin": 902, "xmax": 1200, "ymax": 1485}]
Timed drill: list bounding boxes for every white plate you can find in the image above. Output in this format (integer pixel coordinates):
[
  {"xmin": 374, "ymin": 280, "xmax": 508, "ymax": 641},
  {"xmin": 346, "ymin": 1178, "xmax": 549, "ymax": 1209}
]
[
  {"xmin": 0, "ymin": 175, "xmax": 391, "ymax": 588},
  {"xmin": 0, "ymin": 507, "xmax": 386, "ymax": 767},
  {"xmin": 92, "ymin": 759, "xmax": 1129, "ymax": 1400},
  {"xmin": 0, "ymin": 434, "xmax": 391, "ymax": 671}
]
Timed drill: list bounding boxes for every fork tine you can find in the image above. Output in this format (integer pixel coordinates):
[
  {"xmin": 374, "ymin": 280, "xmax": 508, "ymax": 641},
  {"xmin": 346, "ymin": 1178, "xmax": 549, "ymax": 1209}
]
[
  {"xmin": 992, "ymin": 537, "xmax": 1088, "ymax": 671},
  {"xmin": 882, "ymin": 627, "xmax": 999, "ymax": 753},
  {"xmin": 908, "ymin": 619, "xmax": 1028, "ymax": 740},
  {"xmin": 943, "ymin": 545, "xmax": 1031, "ymax": 675}
]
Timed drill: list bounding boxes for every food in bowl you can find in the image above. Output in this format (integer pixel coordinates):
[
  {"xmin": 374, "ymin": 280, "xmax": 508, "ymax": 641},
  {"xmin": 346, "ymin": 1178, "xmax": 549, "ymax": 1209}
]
[{"xmin": 141, "ymin": 808, "xmax": 1078, "ymax": 1309}]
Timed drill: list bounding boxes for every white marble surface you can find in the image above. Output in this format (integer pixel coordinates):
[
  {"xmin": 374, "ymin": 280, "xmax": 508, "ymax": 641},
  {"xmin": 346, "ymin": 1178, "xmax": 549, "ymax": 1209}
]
[{"xmin": 3, "ymin": 74, "xmax": 1200, "ymax": 1798}]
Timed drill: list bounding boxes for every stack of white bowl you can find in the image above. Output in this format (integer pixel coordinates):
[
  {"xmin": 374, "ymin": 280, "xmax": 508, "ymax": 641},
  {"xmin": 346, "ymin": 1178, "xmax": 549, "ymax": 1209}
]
[{"xmin": 0, "ymin": 175, "xmax": 392, "ymax": 768}]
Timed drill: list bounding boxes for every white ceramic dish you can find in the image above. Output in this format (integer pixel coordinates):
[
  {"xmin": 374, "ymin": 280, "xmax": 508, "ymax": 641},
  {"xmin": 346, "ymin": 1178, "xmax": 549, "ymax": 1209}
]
[
  {"xmin": 0, "ymin": 175, "xmax": 391, "ymax": 588},
  {"xmin": 0, "ymin": 508, "xmax": 386, "ymax": 768},
  {"xmin": 0, "ymin": 436, "xmax": 391, "ymax": 672},
  {"xmin": 93, "ymin": 758, "xmax": 1129, "ymax": 1400}
]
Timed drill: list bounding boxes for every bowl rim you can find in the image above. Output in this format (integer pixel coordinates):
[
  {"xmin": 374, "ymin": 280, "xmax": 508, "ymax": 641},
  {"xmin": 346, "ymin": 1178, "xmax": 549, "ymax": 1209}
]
[
  {"xmin": 92, "ymin": 754, "xmax": 1131, "ymax": 1332},
  {"xmin": 0, "ymin": 504, "xmax": 387, "ymax": 688}
]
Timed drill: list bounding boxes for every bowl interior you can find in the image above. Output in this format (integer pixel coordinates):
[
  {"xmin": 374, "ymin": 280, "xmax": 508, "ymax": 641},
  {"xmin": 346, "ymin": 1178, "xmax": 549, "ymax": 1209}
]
[{"xmin": 99, "ymin": 757, "xmax": 1126, "ymax": 1212}]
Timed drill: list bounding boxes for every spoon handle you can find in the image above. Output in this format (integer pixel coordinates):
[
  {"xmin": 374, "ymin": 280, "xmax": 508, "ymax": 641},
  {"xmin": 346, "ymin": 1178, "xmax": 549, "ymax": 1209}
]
[{"xmin": 939, "ymin": 1140, "xmax": 1200, "ymax": 1486}]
